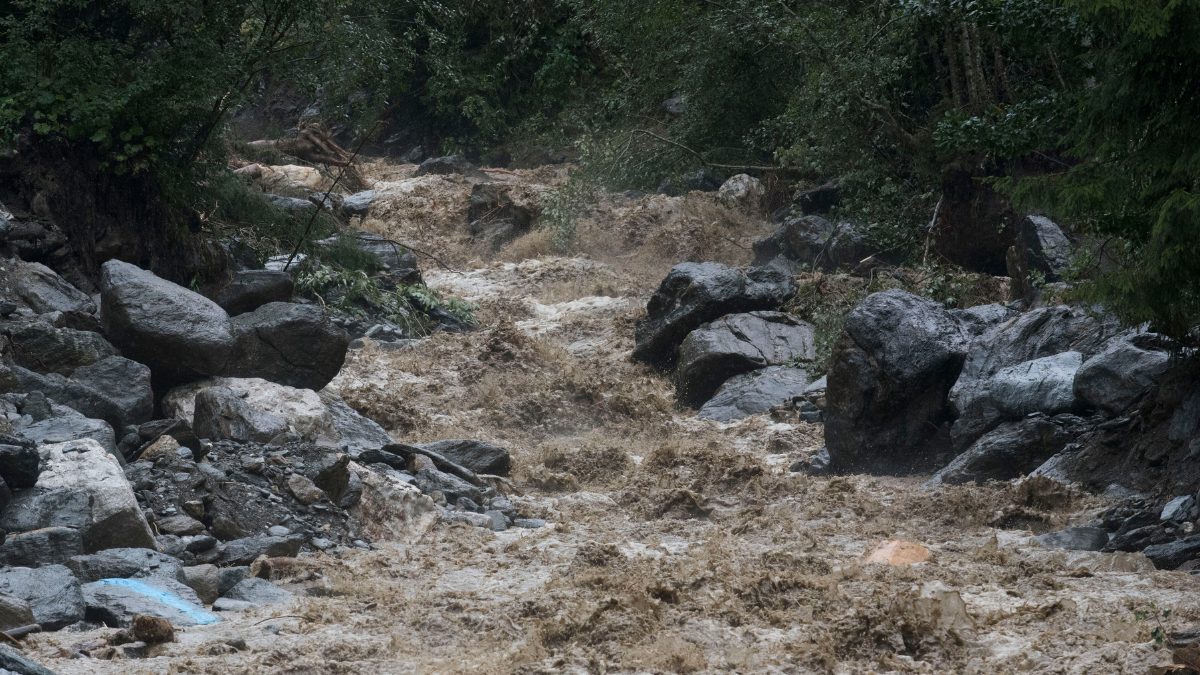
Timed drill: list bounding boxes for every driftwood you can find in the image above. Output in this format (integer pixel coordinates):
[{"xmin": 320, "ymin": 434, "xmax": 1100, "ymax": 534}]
[{"xmin": 248, "ymin": 122, "xmax": 367, "ymax": 191}]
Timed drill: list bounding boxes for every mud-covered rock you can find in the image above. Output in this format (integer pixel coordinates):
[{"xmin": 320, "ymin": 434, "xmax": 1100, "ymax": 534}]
[
  {"xmin": 633, "ymin": 262, "xmax": 794, "ymax": 369},
  {"xmin": 826, "ymin": 290, "xmax": 969, "ymax": 474},
  {"xmin": 718, "ymin": 174, "xmax": 765, "ymax": 211},
  {"xmin": 675, "ymin": 312, "xmax": 815, "ymax": 408}
]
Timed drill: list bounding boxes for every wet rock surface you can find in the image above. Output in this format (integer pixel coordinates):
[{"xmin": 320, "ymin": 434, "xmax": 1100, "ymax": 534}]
[{"xmin": 632, "ymin": 262, "xmax": 794, "ymax": 368}]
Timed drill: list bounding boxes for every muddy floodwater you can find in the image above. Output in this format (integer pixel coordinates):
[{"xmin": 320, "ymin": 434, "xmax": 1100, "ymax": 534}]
[{"xmin": 32, "ymin": 160, "xmax": 1200, "ymax": 674}]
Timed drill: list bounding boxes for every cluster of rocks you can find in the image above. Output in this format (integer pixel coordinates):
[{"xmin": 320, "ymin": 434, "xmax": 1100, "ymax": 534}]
[
  {"xmin": 819, "ymin": 285, "xmax": 1200, "ymax": 567},
  {"xmin": 632, "ymin": 261, "xmax": 824, "ymax": 422},
  {"xmin": 0, "ymin": 235, "xmax": 524, "ymax": 666}
]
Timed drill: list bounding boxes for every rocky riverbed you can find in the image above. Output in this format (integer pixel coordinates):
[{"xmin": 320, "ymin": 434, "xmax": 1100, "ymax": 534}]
[{"xmin": 3, "ymin": 157, "xmax": 1199, "ymax": 673}]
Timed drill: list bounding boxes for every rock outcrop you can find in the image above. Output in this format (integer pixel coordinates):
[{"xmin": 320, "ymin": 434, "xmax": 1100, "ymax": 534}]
[{"xmin": 825, "ymin": 290, "xmax": 970, "ymax": 474}]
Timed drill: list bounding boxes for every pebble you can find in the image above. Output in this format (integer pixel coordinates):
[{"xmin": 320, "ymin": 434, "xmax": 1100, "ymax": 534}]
[
  {"xmin": 483, "ymin": 510, "xmax": 508, "ymax": 531},
  {"xmin": 268, "ymin": 525, "xmax": 291, "ymax": 537}
]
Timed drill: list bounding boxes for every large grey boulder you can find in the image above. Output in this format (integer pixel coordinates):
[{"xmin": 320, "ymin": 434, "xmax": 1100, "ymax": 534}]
[
  {"xmin": 165, "ymin": 378, "xmax": 388, "ymax": 452},
  {"xmin": 926, "ymin": 414, "xmax": 1083, "ymax": 486},
  {"xmin": 5, "ymin": 320, "xmax": 117, "ymax": 374},
  {"xmin": 219, "ymin": 534, "xmax": 304, "ymax": 566},
  {"xmin": 192, "ymin": 386, "xmax": 288, "ymax": 443},
  {"xmin": 0, "ymin": 565, "xmax": 85, "ymax": 629},
  {"xmin": 0, "ymin": 527, "xmax": 84, "ymax": 567},
  {"xmin": 674, "ymin": 312, "xmax": 815, "ymax": 408},
  {"xmin": 753, "ymin": 216, "xmax": 834, "ymax": 268},
  {"xmin": 825, "ymin": 290, "xmax": 970, "ymax": 474},
  {"xmin": 5, "ymin": 260, "xmax": 95, "ymax": 315},
  {"xmin": 215, "ymin": 270, "xmax": 294, "ymax": 316},
  {"xmin": 1143, "ymin": 535, "xmax": 1200, "ymax": 570},
  {"xmin": 12, "ymin": 355, "xmax": 153, "ymax": 431},
  {"xmin": 100, "ymin": 259, "xmax": 237, "ymax": 378},
  {"xmin": 633, "ymin": 263, "xmax": 794, "ymax": 369},
  {"xmin": 321, "ymin": 390, "xmax": 393, "ymax": 454},
  {"xmin": 1074, "ymin": 333, "xmax": 1172, "ymax": 415},
  {"xmin": 230, "ymin": 302, "xmax": 348, "ymax": 391},
  {"xmin": 697, "ymin": 365, "xmax": 812, "ymax": 422},
  {"xmin": 752, "ymin": 216, "xmax": 888, "ymax": 273},
  {"xmin": 949, "ymin": 305, "xmax": 1120, "ymax": 450},
  {"xmin": 988, "ymin": 351, "xmax": 1083, "ymax": 418},
  {"xmin": 221, "ymin": 578, "xmax": 292, "ymax": 607},
  {"xmin": 341, "ymin": 190, "xmax": 376, "ymax": 218},
  {"xmin": 1020, "ymin": 215, "xmax": 1074, "ymax": 281},
  {"xmin": 4, "ymin": 439, "xmax": 154, "ymax": 552}
]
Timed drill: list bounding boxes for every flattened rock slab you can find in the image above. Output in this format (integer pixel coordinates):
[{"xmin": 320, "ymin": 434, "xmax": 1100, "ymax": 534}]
[{"xmin": 83, "ymin": 577, "xmax": 219, "ymax": 627}]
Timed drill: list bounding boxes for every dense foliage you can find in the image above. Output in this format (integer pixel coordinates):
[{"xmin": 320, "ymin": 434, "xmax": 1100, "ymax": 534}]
[{"xmin": 1, "ymin": 0, "xmax": 1197, "ymax": 338}]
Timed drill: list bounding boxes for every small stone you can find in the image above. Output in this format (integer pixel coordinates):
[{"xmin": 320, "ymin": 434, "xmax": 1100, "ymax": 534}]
[
  {"xmin": 221, "ymin": 578, "xmax": 292, "ymax": 607},
  {"xmin": 131, "ymin": 614, "xmax": 175, "ymax": 644},
  {"xmin": 1034, "ymin": 527, "xmax": 1110, "ymax": 551},
  {"xmin": 512, "ymin": 519, "xmax": 547, "ymax": 529},
  {"xmin": 483, "ymin": 510, "xmax": 508, "ymax": 531},
  {"xmin": 310, "ymin": 537, "xmax": 334, "ymax": 550},
  {"xmin": 182, "ymin": 565, "xmax": 220, "ymax": 605},
  {"xmin": 267, "ymin": 525, "xmax": 291, "ymax": 537},
  {"xmin": 286, "ymin": 473, "xmax": 324, "ymax": 505},
  {"xmin": 157, "ymin": 514, "xmax": 206, "ymax": 536},
  {"xmin": 212, "ymin": 598, "xmax": 254, "ymax": 612},
  {"xmin": 182, "ymin": 500, "xmax": 206, "ymax": 520},
  {"xmin": 1162, "ymin": 495, "xmax": 1198, "ymax": 523},
  {"xmin": 863, "ymin": 540, "xmax": 931, "ymax": 566},
  {"xmin": 444, "ymin": 511, "xmax": 493, "ymax": 528}
]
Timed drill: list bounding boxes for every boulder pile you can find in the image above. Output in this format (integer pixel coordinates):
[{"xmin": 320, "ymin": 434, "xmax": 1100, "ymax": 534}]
[
  {"xmin": 0, "ymin": 239, "xmax": 523, "ymax": 665},
  {"xmin": 632, "ymin": 262, "xmax": 819, "ymax": 420},
  {"xmin": 821, "ymin": 285, "xmax": 1200, "ymax": 567}
]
